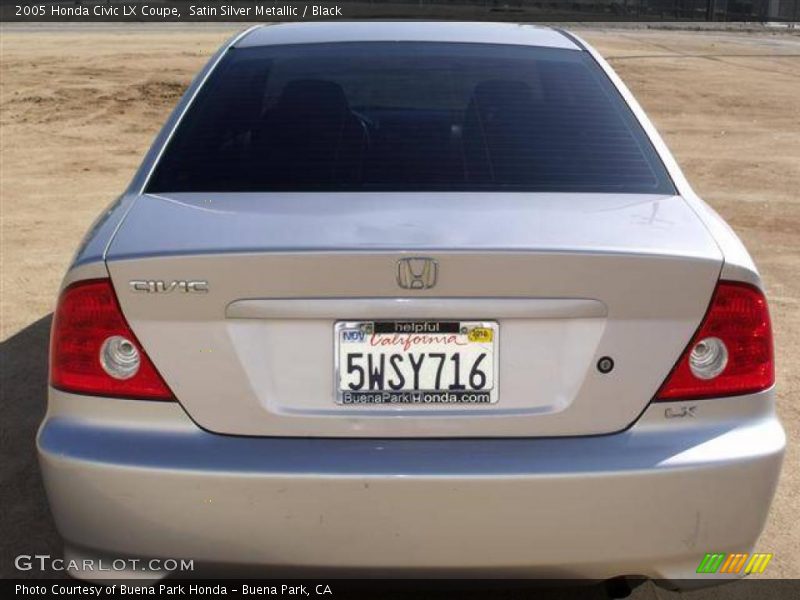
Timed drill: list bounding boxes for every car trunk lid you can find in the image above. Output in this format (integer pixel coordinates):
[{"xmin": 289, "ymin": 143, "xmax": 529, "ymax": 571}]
[{"xmin": 105, "ymin": 192, "xmax": 722, "ymax": 437}]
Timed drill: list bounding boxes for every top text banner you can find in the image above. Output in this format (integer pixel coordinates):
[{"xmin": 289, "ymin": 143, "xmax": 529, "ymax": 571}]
[
  {"xmin": 4, "ymin": 1, "xmax": 356, "ymax": 22},
  {"xmin": 0, "ymin": 1, "xmax": 744, "ymax": 23}
]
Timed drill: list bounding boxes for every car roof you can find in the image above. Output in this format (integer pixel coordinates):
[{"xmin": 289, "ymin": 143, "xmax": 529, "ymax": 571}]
[{"xmin": 236, "ymin": 22, "xmax": 580, "ymax": 51}]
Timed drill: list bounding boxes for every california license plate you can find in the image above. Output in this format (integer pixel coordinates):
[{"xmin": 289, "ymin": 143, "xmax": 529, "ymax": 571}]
[{"xmin": 335, "ymin": 321, "xmax": 498, "ymax": 405}]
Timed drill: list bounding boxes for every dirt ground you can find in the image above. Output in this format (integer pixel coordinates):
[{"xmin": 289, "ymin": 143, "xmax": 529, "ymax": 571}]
[{"xmin": 0, "ymin": 23, "xmax": 798, "ymax": 591}]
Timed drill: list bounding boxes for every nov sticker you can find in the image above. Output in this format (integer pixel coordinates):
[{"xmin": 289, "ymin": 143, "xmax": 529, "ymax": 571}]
[{"xmin": 468, "ymin": 327, "xmax": 494, "ymax": 343}]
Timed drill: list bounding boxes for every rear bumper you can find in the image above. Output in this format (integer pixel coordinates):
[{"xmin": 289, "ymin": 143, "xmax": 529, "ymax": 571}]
[{"xmin": 38, "ymin": 389, "xmax": 784, "ymax": 583}]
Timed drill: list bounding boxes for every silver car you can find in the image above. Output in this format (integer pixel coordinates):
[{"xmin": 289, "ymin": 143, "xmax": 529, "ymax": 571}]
[{"xmin": 39, "ymin": 22, "xmax": 784, "ymax": 586}]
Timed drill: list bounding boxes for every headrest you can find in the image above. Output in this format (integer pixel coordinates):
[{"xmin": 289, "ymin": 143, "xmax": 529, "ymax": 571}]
[
  {"xmin": 275, "ymin": 79, "xmax": 350, "ymax": 118},
  {"xmin": 470, "ymin": 79, "xmax": 535, "ymax": 119}
]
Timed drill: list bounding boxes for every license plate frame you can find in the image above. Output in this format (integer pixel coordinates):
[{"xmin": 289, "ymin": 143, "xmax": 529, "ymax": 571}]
[{"xmin": 334, "ymin": 320, "xmax": 499, "ymax": 405}]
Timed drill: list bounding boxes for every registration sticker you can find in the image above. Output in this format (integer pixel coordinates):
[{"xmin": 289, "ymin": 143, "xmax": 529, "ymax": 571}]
[{"xmin": 468, "ymin": 326, "xmax": 494, "ymax": 343}]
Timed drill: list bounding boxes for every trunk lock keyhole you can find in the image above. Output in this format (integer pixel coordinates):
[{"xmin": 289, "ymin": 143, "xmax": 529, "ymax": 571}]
[{"xmin": 597, "ymin": 356, "xmax": 615, "ymax": 374}]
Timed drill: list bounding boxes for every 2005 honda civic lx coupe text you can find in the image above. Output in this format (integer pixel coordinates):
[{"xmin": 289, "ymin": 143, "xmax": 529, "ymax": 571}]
[{"xmin": 38, "ymin": 22, "xmax": 784, "ymax": 586}]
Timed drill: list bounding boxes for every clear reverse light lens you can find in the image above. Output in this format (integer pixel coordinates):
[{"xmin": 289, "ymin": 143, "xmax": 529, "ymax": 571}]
[
  {"xmin": 99, "ymin": 335, "xmax": 141, "ymax": 380},
  {"xmin": 689, "ymin": 337, "xmax": 728, "ymax": 380}
]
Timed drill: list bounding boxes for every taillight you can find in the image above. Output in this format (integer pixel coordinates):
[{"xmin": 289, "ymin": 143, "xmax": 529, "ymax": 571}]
[
  {"xmin": 656, "ymin": 280, "xmax": 774, "ymax": 400},
  {"xmin": 50, "ymin": 279, "xmax": 174, "ymax": 400}
]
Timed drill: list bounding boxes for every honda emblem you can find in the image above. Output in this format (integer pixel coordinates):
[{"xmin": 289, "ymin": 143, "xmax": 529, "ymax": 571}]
[{"xmin": 396, "ymin": 258, "xmax": 438, "ymax": 290}]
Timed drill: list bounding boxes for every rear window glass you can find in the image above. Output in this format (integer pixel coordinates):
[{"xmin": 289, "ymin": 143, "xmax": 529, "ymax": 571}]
[{"xmin": 146, "ymin": 42, "xmax": 675, "ymax": 194}]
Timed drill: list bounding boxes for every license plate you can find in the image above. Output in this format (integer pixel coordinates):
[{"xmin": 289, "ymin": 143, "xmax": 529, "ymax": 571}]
[{"xmin": 335, "ymin": 320, "xmax": 498, "ymax": 405}]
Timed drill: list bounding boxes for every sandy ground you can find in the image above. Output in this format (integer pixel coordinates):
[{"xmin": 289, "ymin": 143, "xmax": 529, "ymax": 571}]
[{"xmin": 0, "ymin": 24, "xmax": 798, "ymax": 592}]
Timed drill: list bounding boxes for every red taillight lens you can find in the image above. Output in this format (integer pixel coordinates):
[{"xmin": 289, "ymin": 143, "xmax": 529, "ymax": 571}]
[
  {"xmin": 50, "ymin": 279, "xmax": 174, "ymax": 400},
  {"xmin": 656, "ymin": 280, "xmax": 774, "ymax": 400}
]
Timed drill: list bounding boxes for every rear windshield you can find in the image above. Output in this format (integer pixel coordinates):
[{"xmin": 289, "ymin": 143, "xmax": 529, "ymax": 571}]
[{"xmin": 147, "ymin": 42, "xmax": 675, "ymax": 194}]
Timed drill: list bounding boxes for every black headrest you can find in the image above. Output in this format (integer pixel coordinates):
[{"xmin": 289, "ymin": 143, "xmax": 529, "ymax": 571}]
[
  {"xmin": 275, "ymin": 79, "xmax": 350, "ymax": 119},
  {"xmin": 469, "ymin": 79, "xmax": 535, "ymax": 121}
]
